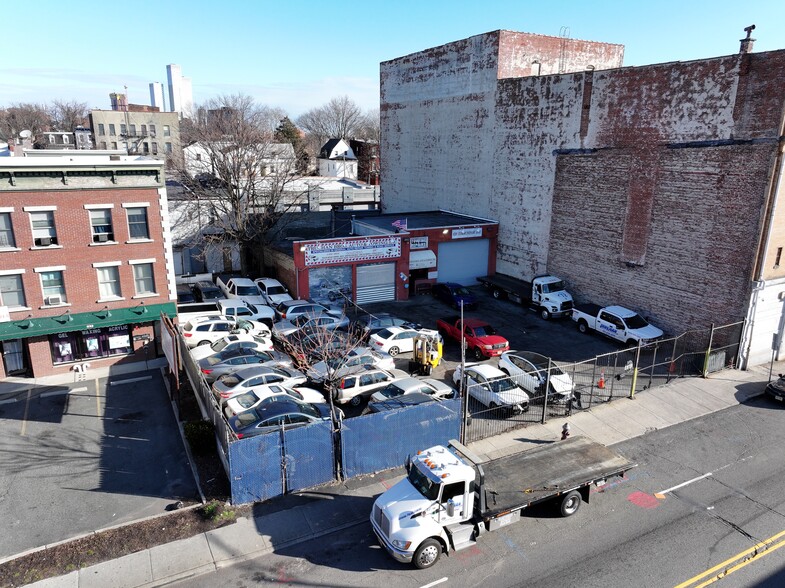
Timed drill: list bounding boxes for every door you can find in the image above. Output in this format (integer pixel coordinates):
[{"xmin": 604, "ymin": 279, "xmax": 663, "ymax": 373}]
[
  {"xmin": 2, "ymin": 339, "xmax": 27, "ymax": 376},
  {"xmin": 437, "ymin": 239, "xmax": 490, "ymax": 285},
  {"xmin": 356, "ymin": 263, "xmax": 396, "ymax": 305}
]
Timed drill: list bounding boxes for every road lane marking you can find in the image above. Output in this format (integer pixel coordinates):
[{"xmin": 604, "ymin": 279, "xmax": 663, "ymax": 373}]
[
  {"xmin": 655, "ymin": 473, "xmax": 712, "ymax": 499},
  {"xmin": 109, "ymin": 375, "xmax": 152, "ymax": 386},
  {"xmin": 675, "ymin": 528, "xmax": 785, "ymax": 588},
  {"xmin": 420, "ymin": 578, "xmax": 448, "ymax": 588},
  {"xmin": 0, "ymin": 398, "xmax": 17, "ymax": 405}
]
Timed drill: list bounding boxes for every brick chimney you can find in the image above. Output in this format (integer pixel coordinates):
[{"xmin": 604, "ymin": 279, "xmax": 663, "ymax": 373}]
[{"xmin": 739, "ymin": 24, "xmax": 756, "ymax": 54}]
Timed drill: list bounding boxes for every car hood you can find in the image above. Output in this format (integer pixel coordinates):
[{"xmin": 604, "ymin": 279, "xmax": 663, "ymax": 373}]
[
  {"xmin": 191, "ymin": 346, "xmax": 220, "ymax": 361},
  {"xmin": 629, "ymin": 324, "xmax": 664, "ymax": 341},
  {"xmin": 494, "ymin": 388, "xmax": 530, "ymax": 405},
  {"xmin": 476, "ymin": 334, "xmax": 508, "ymax": 346},
  {"xmin": 543, "ymin": 290, "xmax": 573, "ymax": 302},
  {"xmin": 549, "ymin": 373, "xmax": 575, "ymax": 395},
  {"xmin": 240, "ymin": 295, "xmax": 267, "ymax": 307},
  {"xmin": 273, "ymin": 320, "xmax": 299, "ymax": 337},
  {"xmin": 269, "ymin": 293, "xmax": 293, "ymax": 305},
  {"xmin": 374, "ymin": 478, "xmax": 432, "ymax": 524}
]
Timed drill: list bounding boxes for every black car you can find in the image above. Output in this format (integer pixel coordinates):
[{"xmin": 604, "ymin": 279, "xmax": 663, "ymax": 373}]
[
  {"xmin": 176, "ymin": 283, "xmax": 197, "ymax": 303},
  {"xmin": 349, "ymin": 313, "xmax": 420, "ymax": 341},
  {"xmin": 765, "ymin": 374, "xmax": 785, "ymax": 403},
  {"xmin": 228, "ymin": 398, "xmax": 333, "ymax": 439},
  {"xmin": 192, "ymin": 280, "xmax": 223, "ymax": 302}
]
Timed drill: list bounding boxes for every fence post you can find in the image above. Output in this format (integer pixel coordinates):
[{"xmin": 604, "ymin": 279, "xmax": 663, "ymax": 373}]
[
  {"xmin": 702, "ymin": 323, "xmax": 716, "ymax": 378},
  {"xmin": 629, "ymin": 342, "xmax": 642, "ymax": 399},
  {"xmin": 542, "ymin": 359, "xmax": 552, "ymax": 424}
]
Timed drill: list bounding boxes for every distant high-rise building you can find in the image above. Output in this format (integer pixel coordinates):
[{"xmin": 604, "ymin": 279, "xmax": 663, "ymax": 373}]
[
  {"xmin": 149, "ymin": 82, "xmax": 165, "ymax": 111},
  {"xmin": 166, "ymin": 64, "xmax": 182, "ymax": 114},
  {"xmin": 180, "ymin": 76, "xmax": 193, "ymax": 118}
]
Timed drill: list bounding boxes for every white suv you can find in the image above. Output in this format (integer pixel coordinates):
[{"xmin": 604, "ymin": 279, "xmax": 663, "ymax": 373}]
[
  {"xmin": 181, "ymin": 316, "xmax": 269, "ymax": 348},
  {"xmin": 254, "ymin": 278, "xmax": 293, "ymax": 306},
  {"xmin": 329, "ymin": 367, "xmax": 409, "ymax": 406}
]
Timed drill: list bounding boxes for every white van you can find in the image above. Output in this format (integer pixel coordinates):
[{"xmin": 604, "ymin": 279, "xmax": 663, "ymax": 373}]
[{"xmin": 217, "ymin": 299, "xmax": 275, "ymax": 327}]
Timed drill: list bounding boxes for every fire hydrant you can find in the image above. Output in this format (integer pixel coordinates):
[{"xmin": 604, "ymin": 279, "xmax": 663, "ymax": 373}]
[{"xmin": 561, "ymin": 423, "xmax": 571, "ymax": 440}]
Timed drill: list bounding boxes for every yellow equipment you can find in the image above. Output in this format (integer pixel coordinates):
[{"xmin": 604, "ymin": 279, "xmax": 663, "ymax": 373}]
[{"xmin": 411, "ymin": 329, "xmax": 443, "ymax": 376}]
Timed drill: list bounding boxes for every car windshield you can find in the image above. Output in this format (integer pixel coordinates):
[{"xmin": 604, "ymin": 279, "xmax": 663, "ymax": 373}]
[
  {"xmin": 236, "ymin": 286, "xmax": 259, "ymax": 296},
  {"xmin": 235, "ymin": 410, "xmax": 261, "ymax": 428},
  {"xmin": 408, "ymin": 464, "xmax": 441, "ymax": 500},
  {"xmin": 202, "ymin": 289, "xmax": 221, "ymax": 300},
  {"xmin": 325, "ymin": 356, "xmax": 347, "ymax": 370},
  {"xmin": 235, "ymin": 319, "xmax": 254, "ymax": 331},
  {"xmin": 541, "ymin": 280, "xmax": 566, "ymax": 294},
  {"xmin": 377, "ymin": 328, "xmax": 394, "ymax": 339},
  {"xmin": 488, "ymin": 377, "xmax": 518, "ymax": 393},
  {"xmin": 376, "ymin": 383, "xmax": 404, "ymax": 399},
  {"xmin": 624, "ymin": 313, "xmax": 650, "ymax": 329},
  {"xmin": 473, "ymin": 325, "xmax": 496, "ymax": 337},
  {"xmin": 235, "ymin": 392, "xmax": 260, "ymax": 409},
  {"xmin": 267, "ymin": 285, "xmax": 286, "ymax": 295},
  {"xmin": 212, "ymin": 339, "xmax": 229, "ymax": 352},
  {"xmin": 221, "ymin": 375, "xmax": 242, "ymax": 387},
  {"xmin": 453, "ymin": 287, "xmax": 471, "ymax": 296}
]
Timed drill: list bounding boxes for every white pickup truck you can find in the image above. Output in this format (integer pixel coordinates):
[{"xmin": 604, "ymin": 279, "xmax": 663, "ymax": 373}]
[
  {"xmin": 571, "ymin": 304, "xmax": 663, "ymax": 346},
  {"xmin": 215, "ymin": 276, "xmax": 267, "ymax": 308}
]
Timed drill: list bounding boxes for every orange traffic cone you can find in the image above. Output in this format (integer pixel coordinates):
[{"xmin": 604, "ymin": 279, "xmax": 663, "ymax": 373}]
[{"xmin": 597, "ymin": 372, "xmax": 606, "ymax": 389}]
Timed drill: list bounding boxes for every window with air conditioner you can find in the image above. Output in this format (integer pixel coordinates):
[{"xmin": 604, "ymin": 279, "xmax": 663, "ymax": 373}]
[
  {"xmin": 30, "ymin": 211, "xmax": 57, "ymax": 247},
  {"xmin": 0, "ymin": 274, "xmax": 26, "ymax": 308},
  {"xmin": 90, "ymin": 209, "xmax": 114, "ymax": 243},
  {"xmin": 41, "ymin": 271, "xmax": 66, "ymax": 305}
]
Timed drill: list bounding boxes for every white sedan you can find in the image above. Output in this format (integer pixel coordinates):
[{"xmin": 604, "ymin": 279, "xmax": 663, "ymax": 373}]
[
  {"xmin": 190, "ymin": 333, "xmax": 274, "ymax": 361},
  {"xmin": 223, "ymin": 384, "xmax": 326, "ymax": 418},
  {"xmin": 453, "ymin": 363, "xmax": 530, "ymax": 414},
  {"xmin": 369, "ymin": 326, "xmax": 421, "ymax": 357},
  {"xmin": 498, "ymin": 350, "xmax": 575, "ymax": 403}
]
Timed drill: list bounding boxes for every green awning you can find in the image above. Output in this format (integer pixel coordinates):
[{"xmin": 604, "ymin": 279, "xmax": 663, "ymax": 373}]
[{"xmin": 0, "ymin": 302, "xmax": 176, "ymax": 342}]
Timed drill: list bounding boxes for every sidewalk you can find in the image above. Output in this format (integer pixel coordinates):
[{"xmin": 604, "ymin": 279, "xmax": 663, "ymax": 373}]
[{"xmin": 17, "ymin": 361, "xmax": 781, "ymax": 588}]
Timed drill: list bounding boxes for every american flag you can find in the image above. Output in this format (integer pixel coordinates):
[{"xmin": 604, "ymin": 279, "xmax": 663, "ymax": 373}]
[{"xmin": 391, "ymin": 218, "xmax": 407, "ymax": 230}]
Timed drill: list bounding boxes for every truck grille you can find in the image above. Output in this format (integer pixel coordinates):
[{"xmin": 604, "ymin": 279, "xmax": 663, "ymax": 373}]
[
  {"xmin": 373, "ymin": 504, "xmax": 391, "ymax": 537},
  {"xmin": 561, "ymin": 301, "xmax": 574, "ymax": 311},
  {"xmin": 492, "ymin": 343, "xmax": 507, "ymax": 350}
]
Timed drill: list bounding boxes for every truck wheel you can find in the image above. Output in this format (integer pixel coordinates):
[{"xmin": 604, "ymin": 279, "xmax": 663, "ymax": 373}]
[
  {"xmin": 540, "ymin": 307, "xmax": 551, "ymax": 320},
  {"xmin": 413, "ymin": 538, "xmax": 442, "ymax": 569},
  {"xmin": 473, "ymin": 347, "xmax": 483, "ymax": 361},
  {"xmin": 560, "ymin": 490, "xmax": 582, "ymax": 517},
  {"xmin": 577, "ymin": 320, "xmax": 588, "ymax": 334},
  {"xmin": 493, "ymin": 289, "xmax": 502, "ymax": 299},
  {"xmin": 388, "ymin": 346, "xmax": 400, "ymax": 357}
]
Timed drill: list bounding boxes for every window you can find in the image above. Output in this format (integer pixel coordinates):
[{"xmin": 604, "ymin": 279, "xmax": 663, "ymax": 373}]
[
  {"xmin": 141, "ymin": 124, "xmax": 147, "ymax": 135},
  {"xmin": 776, "ymin": 247, "xmax": 783, "ymax": 269},
  {"xmin": 98, "ymin": 124, "xmax": 105, "ymax": 136},
  {"xmin": 0, "ymin": 213, "xmax": 16, "ymax": 248},
  {"xmin": 109, "ymin": 124, "xmax": 116, "ymax": 136},
  {"xmin": 111, "ymin": 142, "xmax": 117, "ymax": 150},
  {"xmin": 100, "ymin": 141, "xmax": 107, "ymax": 150},
  {"xmin": 129, "ymin": 124, "xmax": 136, "ymax": 136},
  {"xmin": 133, "ymin": 263, "xmax": 155, "ymax": 295},
  {"xmin": 163, "ymin": 125, "xmax": 170, "ymax": 137},
  {"xmin": 41, "ymin": 270, "xmax": 66, "ymax": 304},
  {"xmin": 151, "ymin": 142, "xmax": 158, "ymax": 154},
  {"xmin": 62, "ymin": 135, "xmax": 70, "ymax": 144},
  {"xmin": 165, "ymin": 142, "xmax": 172, "ymax": 154},
  {"xmin": 48, "ymin": 134, "xmax": 55, "ymax": 144},
  {"xmin": 0, "ymin": 274, "xmax": 25, "ymax": 308},
  {"xmin": 97, "ymin": 266, "xmax": 121, "ymax": 299},
  {"xmin": 30, "ymin": 211, "xmax": 57, "ymax": 246},
  {"xmin": 120, "ymin": 124, "xmax": 127, "ymax": 136},
  {"xmin": 149, "ymin": 124, "xmax": 156, "ymax": 136},
  {"xmin": 126, "ymin": 207, "xmax": 149, "ymax": 239},
  {"xmin": 89, "ymin": 209, "xmax": 114, "ymax": 242},
  {"xmin": 142, "ymin": 142, "xmax": 149, "ymax": 154}
]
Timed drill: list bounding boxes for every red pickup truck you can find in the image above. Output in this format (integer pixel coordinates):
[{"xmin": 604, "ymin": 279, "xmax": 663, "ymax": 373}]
[{"xmin": 436, "ymin": 317, "xmax": 510, "ymax": 360}]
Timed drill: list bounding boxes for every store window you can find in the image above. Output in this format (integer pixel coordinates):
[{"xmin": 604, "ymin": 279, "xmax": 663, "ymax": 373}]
[
  {"xmin": 50, "ymin": 325, "xmax": 133, "ymax": 364},
  {"xmin": 90, "ymin": 209, "xmax": 114, "ymax": 243},
  {"xmin": 126, "ymin": 207, "xmax": 150, "ymax": 239},
  {"xmin": 133, "ymin": 263, "xmax": 155, "ymax": 295}
]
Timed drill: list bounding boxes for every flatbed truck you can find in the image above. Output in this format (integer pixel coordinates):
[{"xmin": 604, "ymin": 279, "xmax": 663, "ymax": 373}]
[
  {"xmin": 371, "ymin": 436, "xmax": 635, "ymax": 569},
  {"xmin": 477, "ymin": 273, "xmax": 574, "ymax": 319}
]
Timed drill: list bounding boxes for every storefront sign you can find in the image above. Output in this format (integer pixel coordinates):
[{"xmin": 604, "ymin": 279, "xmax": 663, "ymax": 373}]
[
  {"xmin": 452, "ymin": 227, "xmax": 483, "ymax": 239},
  {"xmin": 409, "ymin": 236, "xmax": 429, "ymax": 250},
  {"xmin": 303, "ymin": 236, "xmax": 401, "ymax": 267}
]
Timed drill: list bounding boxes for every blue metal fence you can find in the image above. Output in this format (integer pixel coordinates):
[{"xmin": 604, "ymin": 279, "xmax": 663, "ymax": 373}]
[
  {"xmin": 341, "ymin": 398, "xmax": 462, "ymax": 479},
  {"xmin": 228, "ymin": 433, "xmax": 285, "ymax": 505},
  {"xmin": 282, "ymin": 421, "xmax": 336, "ymax": 492}
]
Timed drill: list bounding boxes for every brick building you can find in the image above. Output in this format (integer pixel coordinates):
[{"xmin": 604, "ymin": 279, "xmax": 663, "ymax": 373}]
[
  {"xmin": 0, "ymin": 154, "xmax": 176, "ymax": 378},
  {"xmin": 380, "ymin": 29, "xmax": 785, "ymax": 367}
]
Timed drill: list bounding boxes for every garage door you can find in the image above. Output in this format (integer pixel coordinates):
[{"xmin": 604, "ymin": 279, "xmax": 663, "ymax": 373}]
[
  {"xmin": 437, "ymin": 239, "xmax": 490, "ymax": 285},
  {"xmin": 356, "ymin": 263, "xmax": 396, "ymax": 305}
]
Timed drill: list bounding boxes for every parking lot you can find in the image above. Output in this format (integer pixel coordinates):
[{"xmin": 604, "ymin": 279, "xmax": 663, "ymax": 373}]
[{"xmin": 0, "ymin": 368, "xmax": 198, "ymax": 559}]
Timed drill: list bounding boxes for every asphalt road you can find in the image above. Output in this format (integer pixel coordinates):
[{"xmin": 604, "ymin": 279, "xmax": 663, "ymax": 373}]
[
  {"xmin": 174, "ymin": 397, "xmax": 785, "ymax": 587},
  {"xmin": 0, "ymin": 369, "xmax": 198, "ymax": 559}
]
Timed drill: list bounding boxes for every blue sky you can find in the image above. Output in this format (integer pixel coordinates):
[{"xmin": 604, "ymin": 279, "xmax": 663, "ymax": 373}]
[{"xmin": 1, "ymin": 0, "xmax": 783, "ymax": 117}]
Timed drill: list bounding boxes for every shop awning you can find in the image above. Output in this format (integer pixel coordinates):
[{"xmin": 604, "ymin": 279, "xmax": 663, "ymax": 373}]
[{"xmin": 409, "ymin": 249, "xmax": 437, "ymax": 270}]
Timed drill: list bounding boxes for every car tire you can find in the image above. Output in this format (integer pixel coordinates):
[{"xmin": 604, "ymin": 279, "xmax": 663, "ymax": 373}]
[
  {"xmin": 413, "ymin": 538, "xmax": 442, "ymax": 570},
  {"xmin": 198, "ymin": 340, "xmax": 211, "ymax": 346},
  {"xmin": 350, "ymin": 395, "xmax": 362, "ymax": 407},
  {"xmin": 473, "ymin": 347, "xmax": 483, "ymax": 361},
  {"xmin": 493, "ymin": 289, "xmax": 502, "ymax": 299},
  {"xmin": 388, "ymin": 346, "xmax": 400, "ymax": 357},
  {"xmin": 626, "ymin": 339, "xmax": 638, "ymax": 347},
  {"xmin": 578, "ymin": 320, "xmax": 588, "ymax": 334},
  {"xmin": 560, "ymin": 490, "xmax": 582, "ymax": 517}
]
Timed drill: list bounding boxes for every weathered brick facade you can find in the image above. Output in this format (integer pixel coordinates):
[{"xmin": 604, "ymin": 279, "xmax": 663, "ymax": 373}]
[{"xmin": 381, "ymin": 30, "xmax": 785, "ymax": 365}]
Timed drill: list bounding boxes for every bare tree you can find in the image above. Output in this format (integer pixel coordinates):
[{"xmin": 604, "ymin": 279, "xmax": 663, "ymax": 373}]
[
  {"xmin": 297, "ymin": 96, "xmax": 364, "ymax": 146},
  {"xmin": 174, "ymin": 94, "xmax": 308, "ymax": 275},
  {"xmin": 48, "ymin": 100, "xmax": 89, "ymax": 131},
  {"xmin": 355, "ymin": 108, "xmax": 380, "ymax": 143},
  {"xmin": 0, "ymin": 103, "xmax": 51, "ymax": 143}
]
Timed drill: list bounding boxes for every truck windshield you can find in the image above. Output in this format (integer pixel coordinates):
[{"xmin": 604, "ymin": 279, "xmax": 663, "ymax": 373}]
[
  {"xmin": 473, "ymin": 325, "xmax": 496, "ymax": 337},
  {"xmin": 237, "ymin": 286, "xmax": 260, "ymax": 296},
  {"xmin": 408, "ymin": 464, "xmax": 440, "ymax": 500},
  {"xmin": 624, "ymin": 314, "xmax": 649, "ymax": 329},
  {"xmin": 541, "ymin": 280, "xmax": 566, "ymax": 294}
]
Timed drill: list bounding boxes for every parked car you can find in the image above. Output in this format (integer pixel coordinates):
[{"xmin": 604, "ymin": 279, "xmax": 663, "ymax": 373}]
[
  {"xmin": 498, "ymin": 351, "xmax": 575, "ymax": 404},
  {"xmin": 217, "ymin": 299, "xmax": 275, "ymax": 326},
  {"xmin": 228, "ymin": 398, "xmax": 334, "ymax": 439},
  {"xmin": 254, "ymin": 278, "xmax": 293, "ymax": 306},
  {"xmin": 198, "ymin": 349, "xmax": 291, "ymax": 384},
  {"xmin": 189, "ymin": 333, "xmax": 274, "ymax": 361},
  {"xmin": 274, "ymin": 299, "xmax": 338, "ymax": 322},
  {"xmin": 273, "ymin": 313, "xmax": 349, "ymax": 340},
  {"xmin": 369, "ymin": 377, "xmax": 456, "ymax": 403},
  {"xmin": 364, "ymin": 391, "xmax": 443, "ymax": 414},
  {"xmin": 232, "ymin": 318, "xmax": 273, "ymax": 337},
  {"xmin": 349, "ymin": 313, "xmax": 420, "ymax": 341},
  {"xmin": 176, "ymin": 283, "xmax": 197, "ymax": 304},
  {"xmin": 453, "ymin": 363, "xmax": 530, "ymax": 414},
  {"xmin": 329, "ymin": 367, "xmax": 410, "ymax": 406},
  {"xmin": 192, "ymin": 280, "xmax": 223, "ymax": 302},
  {"xmin": 282, "ymin": 328, "xmax": 355, "ymax": 364},
  {"xmin": 369, "ymin": 326, "xmax": 422, "ymax": 356},
  {"xmin": 306, "ymin": 347, "xmax": 396, "ymax": 384},
  {"xmin": 212, "ymin": 365, "xmax": 308, "ymax": 402},
  {"xmin": 223, "ymin": 384, "xmax": 326, "ymax": 418},
  {"xmin": 765, "ymin": 374, "xmax": 785, "ymax": 403},
  {"xmin": 431, "ymin": 282, "xmax": 478, "ymax": 310},
  {"xmin": 182, "ymin": 316, "xmax": 238, "ymax": 348}
]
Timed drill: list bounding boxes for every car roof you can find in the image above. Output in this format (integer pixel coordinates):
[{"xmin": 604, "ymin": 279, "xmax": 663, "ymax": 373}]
[
  {"xmin": 466, "ymin": 363, "xmax": 506, "ymax": 378},
  {"xmin": 235, "ymin": 365, "xmax": 287, "ymax": 377},
  {"xmin": 255, "ymin": 277, "xmax": 283, "ymax": 285},
  {"xmin": 381, "ymin": 326, "xmax": 416, "ymax": 336},
  {"xmin": 505, "ymin": 350, "xmax": 549, "ymax": 369},
  {"xmin": 604, "ymin": 305, "xmax": 637, "ymax": 318}
]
